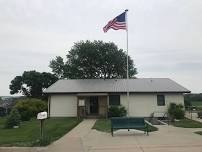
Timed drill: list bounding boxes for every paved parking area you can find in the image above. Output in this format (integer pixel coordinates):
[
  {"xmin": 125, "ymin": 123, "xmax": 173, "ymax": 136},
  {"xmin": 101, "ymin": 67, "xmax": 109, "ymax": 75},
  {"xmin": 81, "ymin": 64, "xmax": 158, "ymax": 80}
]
[
  {"xmin": 83, "ymin": 124, "xmax": 202, "ymax": 152},
  {"xmin": 1, "ymin": 119, "xmax": 202, "ymax": 152}
]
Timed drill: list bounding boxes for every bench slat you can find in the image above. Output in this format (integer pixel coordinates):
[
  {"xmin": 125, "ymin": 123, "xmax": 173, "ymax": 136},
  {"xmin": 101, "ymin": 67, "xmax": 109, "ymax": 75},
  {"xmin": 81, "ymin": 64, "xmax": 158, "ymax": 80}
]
[{"xmin": 111, "ymin": 117, "xmax": 149, "ymax": 136}]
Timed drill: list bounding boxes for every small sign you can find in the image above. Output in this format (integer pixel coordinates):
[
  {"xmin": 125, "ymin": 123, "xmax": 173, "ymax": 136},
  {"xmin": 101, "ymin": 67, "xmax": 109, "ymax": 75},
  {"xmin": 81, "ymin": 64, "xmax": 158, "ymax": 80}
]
[
  {"xmin": 37, "ymin": 111, "xmax": 48, "ymax": 120},
  {"xmin": 79, "ymin": 99, "xmax": 85, "ymax": 106}
]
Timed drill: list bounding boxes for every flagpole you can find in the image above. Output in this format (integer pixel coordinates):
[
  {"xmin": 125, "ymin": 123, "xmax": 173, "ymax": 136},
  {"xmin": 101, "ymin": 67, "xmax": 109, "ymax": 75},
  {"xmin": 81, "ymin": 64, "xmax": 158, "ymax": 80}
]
[{"xmin": 125, "ymin": 9, "xmax": 130, "ymax": 116}]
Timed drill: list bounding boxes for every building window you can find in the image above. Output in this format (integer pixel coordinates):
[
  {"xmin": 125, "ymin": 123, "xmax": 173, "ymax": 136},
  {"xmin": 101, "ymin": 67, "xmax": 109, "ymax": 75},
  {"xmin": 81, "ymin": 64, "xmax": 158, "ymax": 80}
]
[
  {"xmin": 109, "ymin": 95, "xmax": 120, "ymax": 106},
  {"xmin": 157, "ymin": 95, "xmax": 165, "ymax": 106}
]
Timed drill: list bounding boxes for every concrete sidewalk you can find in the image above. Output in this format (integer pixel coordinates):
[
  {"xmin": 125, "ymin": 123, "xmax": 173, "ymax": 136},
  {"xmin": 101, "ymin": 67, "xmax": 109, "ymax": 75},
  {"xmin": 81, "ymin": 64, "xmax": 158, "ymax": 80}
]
[
  {"xmin": 83, "ymin": 125, "xmax": 202, "ymax": 152},
  {"xmin": 186, "ymin": 112, "xmax": 202, "ymax": 123},
  {"xmin": 45, "ymin": 119, "xmax": 96, "ymax": 152}
]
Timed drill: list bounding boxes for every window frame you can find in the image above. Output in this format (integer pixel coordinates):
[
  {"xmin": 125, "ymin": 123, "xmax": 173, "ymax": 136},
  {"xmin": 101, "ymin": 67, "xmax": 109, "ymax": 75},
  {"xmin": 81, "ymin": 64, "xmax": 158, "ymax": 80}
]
[
  {"xmin": 109, "ymin": 95, "xmax": 120, "ymax": 106},
  {"xmin": 157, "ymin": 95, "xmax": 165, "ymax": 106}
]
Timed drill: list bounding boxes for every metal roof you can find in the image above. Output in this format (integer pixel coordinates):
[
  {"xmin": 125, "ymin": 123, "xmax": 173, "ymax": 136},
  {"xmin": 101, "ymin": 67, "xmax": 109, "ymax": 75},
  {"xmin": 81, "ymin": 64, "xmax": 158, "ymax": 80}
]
[{"xmin": 44, "ymin": 78, "xmax": 190, "ymax": 94}]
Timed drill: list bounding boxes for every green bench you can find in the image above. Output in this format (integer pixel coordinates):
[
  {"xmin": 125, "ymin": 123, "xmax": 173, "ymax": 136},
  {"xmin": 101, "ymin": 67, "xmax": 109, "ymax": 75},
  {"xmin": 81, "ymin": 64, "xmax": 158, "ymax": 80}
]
[{"xmin": 110, "ymin": 117, "xmax": 149, "ymax": 136}]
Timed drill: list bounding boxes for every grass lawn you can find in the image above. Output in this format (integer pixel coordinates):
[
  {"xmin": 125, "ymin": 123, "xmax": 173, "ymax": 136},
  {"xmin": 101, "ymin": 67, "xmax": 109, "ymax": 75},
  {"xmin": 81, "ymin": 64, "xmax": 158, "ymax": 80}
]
[
  {"xmin": 191, "ymin": 101, "xmax": 202, "ymax": 107},
  {"xmin": 92, "ymin": 119, "xmax": 158, "ymax": 133},
  {"xmin": 190, "ymin": 101, "xmax": 202, "ymax": 110},
  {"xmin": 171, "ymin": 118, "xmax": 202, "ymax": 128},
  {"xmin": 92, "ymin": 119, "xmax": 111, "ymax": 132},
  {"xmin": 0, "ymin": 117, "xmax": 81, "ymax": 146}
]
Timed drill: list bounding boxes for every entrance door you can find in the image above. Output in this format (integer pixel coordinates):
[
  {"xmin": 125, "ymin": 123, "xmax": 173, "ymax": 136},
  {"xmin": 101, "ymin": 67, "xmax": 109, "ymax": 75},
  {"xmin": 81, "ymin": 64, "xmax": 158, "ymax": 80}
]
[{"xmin": 89, "ymin": 96, "xmax": 98, "ymax": 114}]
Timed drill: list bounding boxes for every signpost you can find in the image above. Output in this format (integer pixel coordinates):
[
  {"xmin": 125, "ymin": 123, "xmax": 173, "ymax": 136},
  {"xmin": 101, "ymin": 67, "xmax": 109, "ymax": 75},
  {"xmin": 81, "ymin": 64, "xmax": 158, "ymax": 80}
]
[
  {"xmin": 37, "ymin": 111, "xmax": 47, "ymax": 140},
  {"xmin": 78, "ymin": 99, "xmax": 85, "ymax": 119}
]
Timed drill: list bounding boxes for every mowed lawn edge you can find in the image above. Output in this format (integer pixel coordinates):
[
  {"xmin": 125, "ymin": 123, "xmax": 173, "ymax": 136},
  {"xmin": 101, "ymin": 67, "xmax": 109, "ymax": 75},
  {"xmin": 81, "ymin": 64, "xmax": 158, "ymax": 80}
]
[
  {"xmin": 171, "ymin": 118, "xmax": 202, "ymax": 128},
  {"xmin": 0, "ymin": 117, "xmax": 81, "ymax": 147},
  {"xmin": 92, "ymin": 119, "xmax": 158, "ymax": 133},
  {"xmin": 171, "ymin": 118, "xmax": 202, "ymax": 135},
  {"xmin": 190, "ymin": 101, "xmax": 202, "ymax": 107}
]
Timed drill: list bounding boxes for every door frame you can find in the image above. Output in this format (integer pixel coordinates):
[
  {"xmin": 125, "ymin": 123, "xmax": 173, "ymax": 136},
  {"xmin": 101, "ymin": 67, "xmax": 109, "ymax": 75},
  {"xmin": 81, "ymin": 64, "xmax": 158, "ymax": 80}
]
[{"xmin": 89, "ymin": 96, "xmax": 99, "ymax": 115}]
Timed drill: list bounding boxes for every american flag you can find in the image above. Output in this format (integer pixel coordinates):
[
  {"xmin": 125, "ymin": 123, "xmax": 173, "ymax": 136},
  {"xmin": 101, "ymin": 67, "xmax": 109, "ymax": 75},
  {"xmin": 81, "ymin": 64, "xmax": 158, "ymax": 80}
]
[{"xmin": 103, "ymin": 11, "xmax": 127, "ymax": 33}]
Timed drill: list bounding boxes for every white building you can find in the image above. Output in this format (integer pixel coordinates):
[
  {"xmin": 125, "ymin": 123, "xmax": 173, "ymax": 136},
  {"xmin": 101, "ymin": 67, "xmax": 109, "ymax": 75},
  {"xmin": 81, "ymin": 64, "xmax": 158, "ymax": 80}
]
[{"xmin": 44, "ymin": 78, "xmax": 190, "ymax": 118}]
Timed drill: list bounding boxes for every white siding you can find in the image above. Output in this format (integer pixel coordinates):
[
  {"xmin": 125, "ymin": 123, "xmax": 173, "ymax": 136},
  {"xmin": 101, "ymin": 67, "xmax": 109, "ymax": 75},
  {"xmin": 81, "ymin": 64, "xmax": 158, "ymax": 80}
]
[
  {"xmin": 50, "ymin": 94, "xmax": 77, "ymax": 117},
  {"xmin": 120, "ymin": 93, "xmax": 184, "ymax": 117},
  {"xmin": 49, "ymin": 93, "xmax": 184, "ymax": 117}
]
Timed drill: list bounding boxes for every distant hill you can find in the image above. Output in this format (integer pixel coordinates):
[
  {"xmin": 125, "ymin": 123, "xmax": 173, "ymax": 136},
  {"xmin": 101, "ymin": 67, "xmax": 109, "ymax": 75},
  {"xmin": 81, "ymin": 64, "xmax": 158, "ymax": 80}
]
[
  {"xmin": 184, "ymin": 93, "xmax": 202, "ymax": 102},
  {"xmin": 0, "ymin": 96, "xmax": 23, "ymax": 102}
]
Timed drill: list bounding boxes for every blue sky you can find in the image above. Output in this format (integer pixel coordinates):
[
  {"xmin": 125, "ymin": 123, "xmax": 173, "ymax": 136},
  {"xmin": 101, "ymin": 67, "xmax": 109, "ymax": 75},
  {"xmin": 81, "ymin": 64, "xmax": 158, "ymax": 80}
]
[{"xmin": 0, "ymin": 0, "xmax": 202, "ymax": 95}]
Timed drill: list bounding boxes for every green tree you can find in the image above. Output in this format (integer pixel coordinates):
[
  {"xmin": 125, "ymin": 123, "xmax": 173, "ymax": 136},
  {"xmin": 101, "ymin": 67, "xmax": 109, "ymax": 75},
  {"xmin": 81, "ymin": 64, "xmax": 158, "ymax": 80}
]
[
  {"xmin": 9, "ymin": 71, "xmax": 58, "ymax": 98},
  {"xmin": 14, "ymin": 98, "xmax": 47, "ymax": 121},
  {"xmin": 49, "ymin": 56, "xmax": 65, "ymax": 79},
  {"xmin": 50, "ymin": 40, "xmax": 137, "ymax": 79}
]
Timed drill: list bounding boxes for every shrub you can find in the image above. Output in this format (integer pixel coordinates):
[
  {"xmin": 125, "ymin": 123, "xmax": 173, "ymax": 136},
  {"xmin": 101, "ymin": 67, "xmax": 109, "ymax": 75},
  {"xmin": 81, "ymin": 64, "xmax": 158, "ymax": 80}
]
[
  {"xmin": 108, "ymin": 105, "xmax": 127, "ymax": 117},
  {"xmin": 14, "ymin": 98, "xmax": 47, "ymax": 121},
  {"xmin": 168, "ymin": 103, "xmax": 185, "ymax": 120},
  {"xmin": 197, "ymin": 111, "xmax": 202, "ymax": 118},
  {"xmin": 5, "ymin": 108, "xmax": 21, "ymax": 128}
]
